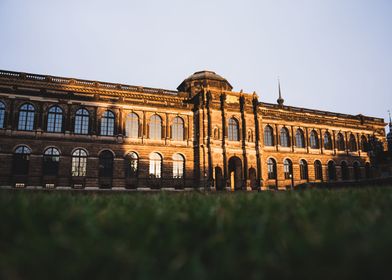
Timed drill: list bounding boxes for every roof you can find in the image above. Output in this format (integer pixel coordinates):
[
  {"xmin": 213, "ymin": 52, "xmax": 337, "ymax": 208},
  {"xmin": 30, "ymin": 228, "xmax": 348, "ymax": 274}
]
[{"xmin": 177, "ymin": 70, "xmax": 233, "ymax": 91}]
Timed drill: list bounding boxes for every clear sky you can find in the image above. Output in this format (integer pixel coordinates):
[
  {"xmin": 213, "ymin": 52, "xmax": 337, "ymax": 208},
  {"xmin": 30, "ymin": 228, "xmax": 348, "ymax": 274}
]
[{"xmin": 0, "ymin": 0, "xmax": 391, "ymax": 124}]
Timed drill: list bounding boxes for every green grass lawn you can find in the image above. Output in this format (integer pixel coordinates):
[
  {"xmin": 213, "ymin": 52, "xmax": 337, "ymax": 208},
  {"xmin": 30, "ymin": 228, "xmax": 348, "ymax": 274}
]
[{"xmin": 1, "ymin": 188, "xmax": 392, "ymax": 280}]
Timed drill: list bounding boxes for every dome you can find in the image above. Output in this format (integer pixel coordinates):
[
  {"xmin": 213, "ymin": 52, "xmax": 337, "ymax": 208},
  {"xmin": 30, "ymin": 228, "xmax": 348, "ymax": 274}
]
[{"xmin": 177, "ymin": 70, "xmax": 233, "ymax": 93}]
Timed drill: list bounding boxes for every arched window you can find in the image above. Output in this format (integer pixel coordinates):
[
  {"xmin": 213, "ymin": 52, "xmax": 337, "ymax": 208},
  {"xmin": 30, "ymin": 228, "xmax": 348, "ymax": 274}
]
[
  {"xmin": 310, "ymin": 130, "xmax": 319, "ymax": 149},
  {"xmin": 74, "ymin": 109, "xmax": 89, "ymax": 134},
  {"xmin": 149, "ymin": 152, "xmax": 162, "ymax": 178},
  {"xmin": 361, "ymin": 135, "xmax": 368, "ymax": 152},
  {"xmin": 314, "ymin": 160, "xmax": 323, "ymax": 180},
  {"xmin": 341, "ymin": 161, "xmax": 349, "ymax": 180},
  {"xmin": 100, "ymin": 111, "xmax": 115, "ymax": 136},
  {"xmin": 125, "ymin": 152, "xmax": 139, "ymax": 178},
  {"xmin": 264, "ymin": 125, "xmax": 274, "ymax": 146},
  {"xmin": 280, "ymin": 127, "xmax": 290, "ymax": 147},
  {"xmin": 267, "ymin": 158, "xmax": 277, "ymax": 179},
  {"xmin": 300, "ymin": 159, "xmax": 308, "ymax": 180},
  {"xmin": 353, "ymin": 162, "xmax": 361, "ymax": 181},
  {"xmin": 173, "ymin": 153, "xmax": 185, "ymax": 178},
  {"xmin": 327, "ymin": 161, "xmax": 336, "ymax": 181},
  {"xmin": 99, "ymin": 150, "xmax": 114, "ymax": 177},
  {"xmin": 18, "ymin": 103, "xmax": 35, "ymax": 131},
  {"xmin": 295, "ymin": 129, "xmax": 305, "ymax": 148},
  {"xmin": 336, "ymin": 133, "xmax": 345, "ymax": 151},
  {"xmin": 365, "ymin": 162, "xmax": 371, "ymax": 179},
  {"xmin": 348, "ymin": 134, "xmax": 357, "ymax": 152},
  {"xmin": 324, "ymin": 132, "xmax": 333, "ymax": 150},
  {"xmin": 43, "ymin": 147, "xmax": 60, "ymax": 175},
  {"xmin": 13, "ymin": 145, "xmax": 31, "ymax": 175},
  {"xmin": 172, "ymin": 117, "xmax": 184, "ymax": 141},
  {"xmin": 149, "ymin": 115, "xmax": 162, "ymax": 140},
  {"xmin": 0, "ymin": 101, "xmax": 5, "ymax": 129},
  {"xmin": 126, "ymin": 113, "xmax": 139, "ymax": 138},
  {"xmin": 47, "ymin": 106, "xmax": 63, "ymax": 133},
  {"xmin": 228, "ymin": 118, "xmax": 239, "ymax": 141},
  {"xmin": 283, "ymin": 159, "xmax": 293, "ymax": 179},
  {"xmin": 71, "ymin": 149, "xmax": 87, "ymax": 176}
]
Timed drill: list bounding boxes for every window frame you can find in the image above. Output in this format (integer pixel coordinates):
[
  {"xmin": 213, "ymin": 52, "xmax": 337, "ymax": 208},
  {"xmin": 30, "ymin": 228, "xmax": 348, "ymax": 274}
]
[
  {"xmin": 280, "ymin": 127, "xmax": 290, "ymax": 147},
  {"xmin": 126, "ymin": 112, "xmax": 139, "ymax": 139},
  {"xmin": 43, "ymin": 147, "xmax": 60, "ymax": 176},
  {"xmin": 126, "ymin": 152, "xmax": 139, "ymax": 178},
  {"xmin": 228, "ymin": 118, "xmax": 239, "ymax": 141},
  {"xmin": 47, "ymin": 106, "xmax": 63, "ymax": 133},
  {"xmin": 149, "ymin": 152, "xmax": 162, "ymax": 178},
  {"xmin": 18, "ymin": 103, "xmax": 35, "ymax": 131},
  {"xmin": 0, "ymin": 101, "xmax": 5, "ymax": 129},
  {"xmin": 13, "ymin": 145, "xmax": 31, "ymax": 175},
  {"xmin": 267, "ymin": 158, "xmax": 277, "ymax": 180},
  {"xmin": 336, "ymin": 133, "xmax": 346, "ymax": 151},
  {"xmin": 283, "ymin": 159, "xmax": 293, "ymax": 179},
  {"xmin": 300, "ymin": 159, "xmax": 308, "ymax": 180},
  {"xmin": 295, "ymin": 129, "xmax": 305, "ymax": 148},
  {"xmin": 71, "ymin": 149, "xmax": 88, "ymax": 177},
  {"xmin": 100, "ymin": 110, "xmax": 115, "ymax": 136},
  {"xmin": 314, "ymin": 160, "xmax": 323, "ymax": 180},
  {"xmin": 327, "ymin": 161, "xmax": 336, "ymax": 181},
  {"xmin": 324, "ymin": 132, "xmax": 333, "ymax": 150},
  {"xmin": 172, "ymin": 116, "xmax": 184, "ymax": 141},
  {"xmin": 264, "ymin": 125, "xmax": 274, "ymax": 146},
  {"xmin": 172, "ymin": 153, "xmax": 185, "ymax": 179},
  {"xmin": 348, "ymin": 134, "xmax": 357, "ymax": 152},
  {"xmin": 99, "ymin": 150, "xmax": 114, "ymax": 177},
  {"xmin": 149, "ymin": 114, "xmax": 162, "ymax": 140},
  {"xmin": 310, "ymin": 130, "xmax": 319, "ymax": 149},
  {"xmin": 74, "ymin": 108, "xmax": 90, "ymax": 135}
]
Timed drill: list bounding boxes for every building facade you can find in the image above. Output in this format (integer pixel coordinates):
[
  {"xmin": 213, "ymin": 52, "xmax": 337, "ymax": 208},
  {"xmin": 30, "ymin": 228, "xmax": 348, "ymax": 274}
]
[{"xmin": 0, "ymin": 70, "xmax": 387, "ymax": 190}]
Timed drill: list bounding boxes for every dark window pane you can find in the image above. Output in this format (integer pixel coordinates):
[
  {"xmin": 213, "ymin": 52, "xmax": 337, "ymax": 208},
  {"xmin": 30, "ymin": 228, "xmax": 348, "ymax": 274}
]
[
  {"xmin": 99, "ymin": 151, "xmax": 114, "ymax": 177},
  {"xmin": 264, "ymin": 126, "xmax": 274, "ymax": 146},
  {"xmin": 13, "ymin": 145, "xmax": 31, "ymax": 175},
  {"xmin": 43, "ymin": 147, "xmax": 60, "ymax": 175},
  {"xmin": 280, "ymin": 128, "xmax": 290, "ymax": 147}
]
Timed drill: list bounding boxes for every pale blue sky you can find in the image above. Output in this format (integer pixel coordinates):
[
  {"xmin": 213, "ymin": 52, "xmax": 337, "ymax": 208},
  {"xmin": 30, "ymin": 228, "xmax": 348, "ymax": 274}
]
[{"xmin": 0, "ymin": 0, "xmax": 391, "ymax": 124}]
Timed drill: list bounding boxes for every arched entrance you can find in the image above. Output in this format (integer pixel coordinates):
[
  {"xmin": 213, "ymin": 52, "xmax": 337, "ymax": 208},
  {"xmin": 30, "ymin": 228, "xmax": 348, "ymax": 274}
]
[
  {"xmin": 214, "ymin": 166, "xmax": 224, "ymax": 191},
  {"xmin": 228, "ymin": 156, "xmax": 243, "ymax": 190}
]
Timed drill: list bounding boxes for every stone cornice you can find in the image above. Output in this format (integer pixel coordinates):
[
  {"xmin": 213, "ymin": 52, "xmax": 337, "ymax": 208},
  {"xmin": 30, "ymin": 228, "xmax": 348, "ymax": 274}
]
[
  {"xmin": 259, "ymin": 102, "xmax": 385, "ymax": 127},
  {"xmin": 0, "ymin": 69, "xmax": 186, "ymax": 103}
]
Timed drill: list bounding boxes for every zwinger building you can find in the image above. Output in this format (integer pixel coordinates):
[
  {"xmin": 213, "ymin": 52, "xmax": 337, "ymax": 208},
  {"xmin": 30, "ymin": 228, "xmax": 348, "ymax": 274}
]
[{"xmin": 0, "ymin": 70, "xmax": 387, "ymax": 190}]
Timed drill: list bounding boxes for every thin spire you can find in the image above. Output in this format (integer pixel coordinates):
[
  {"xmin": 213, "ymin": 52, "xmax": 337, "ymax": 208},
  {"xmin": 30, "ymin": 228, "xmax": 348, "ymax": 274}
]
[
  {"xmin": 277, "ymin": 77, "xmax": 284, "ymax": 106},
  {"xmin": 389, "ymin": 110, "xmax": 392, "ymax": 124}
]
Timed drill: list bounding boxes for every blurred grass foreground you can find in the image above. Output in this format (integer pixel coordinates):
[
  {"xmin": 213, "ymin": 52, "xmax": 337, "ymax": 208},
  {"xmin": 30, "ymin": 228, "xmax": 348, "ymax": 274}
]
[{"xmin": 1, "ymin": 188, "xmax": 392, "ymax": 280}]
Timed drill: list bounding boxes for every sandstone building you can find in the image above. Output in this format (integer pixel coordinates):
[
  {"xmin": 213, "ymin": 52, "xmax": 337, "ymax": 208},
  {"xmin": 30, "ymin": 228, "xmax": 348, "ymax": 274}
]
[{"xmin": 0, "ymin": 69, "xmax": 387, "ymax": 190}]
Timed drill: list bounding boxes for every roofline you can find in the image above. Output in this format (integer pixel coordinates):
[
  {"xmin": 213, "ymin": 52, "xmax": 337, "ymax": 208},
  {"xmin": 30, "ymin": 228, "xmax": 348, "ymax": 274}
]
[
  {"xmin": 259, "ymin": 102, "xmax": 385, "ymax": 124},
  {"xmin": 0, "ymin": 69, "xmax": 180, "ymax": 96}
]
